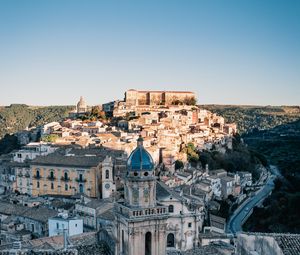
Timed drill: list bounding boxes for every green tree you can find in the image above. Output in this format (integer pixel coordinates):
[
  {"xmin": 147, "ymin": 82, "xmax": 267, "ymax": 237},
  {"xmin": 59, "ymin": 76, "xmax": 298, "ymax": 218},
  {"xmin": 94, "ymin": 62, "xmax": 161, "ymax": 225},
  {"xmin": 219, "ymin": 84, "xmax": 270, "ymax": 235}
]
[
  {"xmin": 185, "ymin": 142, "xmax": 199, "ymax": 163},
  {"xmin": 184, "ymin": 97, "xmax": 197, "ymax": 106},
  {"xmin": 41, "ymin": 134, "xmax": 59, "ymax": 143},
  {"xmin": 175, "ymin": 160, "xmax": 184, "ymax": 170}
]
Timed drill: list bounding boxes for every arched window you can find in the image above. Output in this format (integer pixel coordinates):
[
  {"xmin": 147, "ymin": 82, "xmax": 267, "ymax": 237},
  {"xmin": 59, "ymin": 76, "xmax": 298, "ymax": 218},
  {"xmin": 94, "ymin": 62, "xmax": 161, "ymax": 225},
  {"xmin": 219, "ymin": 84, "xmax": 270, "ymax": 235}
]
[
  {"xmin": 145, "ymin": 232, "xmax": 152, "ymax": 255},
  {"xmin": 105, "ymin": 169, "xmax": 109, "ymax": 179},
  {"xmin": 79, "ymin": 184, "xmax": 84, "ymax": 193},
  {"xmin": 79, "ymin": 174, "xmax": 83, "ymax": 182},
  {"xmin": 64, "ymin": 172, "xmax": 68, "ymax": 180},
  {"xmin": 167, "ymin": 233, "xmax": 175, "ymax": 247},
  {"xmin": 50, "ymin": 171, "xmax": 54, "ymax": 179},
  {"xmin": 121, "ymin": 230, "xmax": 124, "ymax": 253},
  {"xmin": 168, "ymin": 205, "xmax": 174, "ymax": 213},
  {"xmin": 36, "ymin": 170, "xmax": 40, "ymax": 178}
]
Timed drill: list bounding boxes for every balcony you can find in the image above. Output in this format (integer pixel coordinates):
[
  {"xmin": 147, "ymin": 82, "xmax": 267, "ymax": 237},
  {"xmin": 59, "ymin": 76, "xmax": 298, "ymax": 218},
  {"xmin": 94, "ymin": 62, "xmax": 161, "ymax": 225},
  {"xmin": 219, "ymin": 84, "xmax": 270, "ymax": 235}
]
[
  {"xmin": 47, "ymin": 176, "xmax": 56, "ymax": 181},
  {"xmin": 61, "ymin": 177, "xmax": 70, "ymax": 182},
  {"xmin": 33, "ymin": 175, "xmax": 41, "ymax": 179},
  {"xmin": 75, "ymin": 178, "xmax": 87, "ymax": 183},
  {"xmin": 115, "ymin": 203, "xmax": 169, "ymax": 219}
]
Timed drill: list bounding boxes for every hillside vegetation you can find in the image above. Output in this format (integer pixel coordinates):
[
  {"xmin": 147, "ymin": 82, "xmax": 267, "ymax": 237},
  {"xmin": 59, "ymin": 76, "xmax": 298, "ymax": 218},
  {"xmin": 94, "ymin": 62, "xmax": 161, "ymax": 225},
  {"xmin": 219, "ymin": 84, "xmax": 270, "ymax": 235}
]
[
  {"xmin": 201, "ymin": 105, "xmax": 300, "ymax": 134},
  {"xmin": 243, "ymin": 120, "xmax": 300, "ymax": 233},
  {"xmin": 0, "ymin": 104, "xmax": 73, "ymax": 139}
]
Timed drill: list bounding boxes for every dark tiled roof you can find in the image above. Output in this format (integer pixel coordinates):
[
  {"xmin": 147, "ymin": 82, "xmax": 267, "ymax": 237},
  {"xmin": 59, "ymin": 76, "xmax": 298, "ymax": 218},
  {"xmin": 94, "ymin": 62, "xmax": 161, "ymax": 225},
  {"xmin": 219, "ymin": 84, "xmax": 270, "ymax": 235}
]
[
  {"xmin": 275, "ymin": 234, "xmax": 300, "ymax": 255},
  {"xmin": 98, "ymin": 207, "xmax": 115, "ymax": 221},
  {"xmin": 0, "ymin": 232, "xmax": 98, "ymax": 251},
  {"xmin": 31, "ymin": 154, "xmax": 104, "ymax": 168},
  {"xmin": 0, "ymin": 201, "xmax": 57, "ymax": 223},
  {"xmin": 241, "ymin": 232, "xmax": 300, "ymax": 255},
  {"xmin": 156, "ymin": 181, "xmax": 183, "ymax": 201},
  {"xmin": 31, "ymin": 147, "xmax": 126, "ymax": 168}
]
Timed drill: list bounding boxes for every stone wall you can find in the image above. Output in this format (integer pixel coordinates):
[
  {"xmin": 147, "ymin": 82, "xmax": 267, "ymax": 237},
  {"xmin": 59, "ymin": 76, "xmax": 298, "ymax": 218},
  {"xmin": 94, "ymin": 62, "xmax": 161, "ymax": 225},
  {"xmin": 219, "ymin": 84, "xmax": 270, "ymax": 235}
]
[{"xmin": 236, "ymin": 233, "xmax": 283, "ymax": 255}]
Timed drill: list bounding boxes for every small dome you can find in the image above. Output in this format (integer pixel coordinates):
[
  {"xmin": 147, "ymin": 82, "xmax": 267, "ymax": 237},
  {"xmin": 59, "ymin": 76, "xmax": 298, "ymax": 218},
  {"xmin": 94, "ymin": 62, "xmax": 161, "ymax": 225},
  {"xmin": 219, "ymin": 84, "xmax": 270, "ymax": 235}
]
[
  {"xmin": 127, "ymin": 137, "xmax": 154, "ymax": 171},
  {"xmin": 77, "ymin": 96, "xmax": 87, "ymax": 108},
  {"xmin": 77, "ymin": 96, "xmax": 87, "ymax": 112}
]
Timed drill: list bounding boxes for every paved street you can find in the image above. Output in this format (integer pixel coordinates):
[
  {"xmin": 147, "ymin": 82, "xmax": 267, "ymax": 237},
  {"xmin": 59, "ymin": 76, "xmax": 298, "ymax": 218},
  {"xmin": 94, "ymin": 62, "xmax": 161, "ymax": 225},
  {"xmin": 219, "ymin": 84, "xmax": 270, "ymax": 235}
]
[{"xmin": 226, "ymin": 167, "xmax": 278, "ymax": 234}]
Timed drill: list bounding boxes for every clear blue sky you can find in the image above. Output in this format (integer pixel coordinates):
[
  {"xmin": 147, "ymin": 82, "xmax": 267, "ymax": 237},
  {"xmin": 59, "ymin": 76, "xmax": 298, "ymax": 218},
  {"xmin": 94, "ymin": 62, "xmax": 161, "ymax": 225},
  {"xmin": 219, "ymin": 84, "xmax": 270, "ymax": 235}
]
[{"xmin": 0, "ymin": 0, "xmax": 299, "ymax": 106}]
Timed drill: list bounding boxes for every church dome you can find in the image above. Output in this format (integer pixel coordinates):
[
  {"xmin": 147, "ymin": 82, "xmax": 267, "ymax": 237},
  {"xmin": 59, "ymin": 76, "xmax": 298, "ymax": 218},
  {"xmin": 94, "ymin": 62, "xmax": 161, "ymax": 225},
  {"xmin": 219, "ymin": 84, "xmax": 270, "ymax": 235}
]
[
  {"xmin": 77, "ymin": 96, "xmax": 86, "ymax": 108},
  {"xmin": 77, "ymin": 96, "xmax": 87, "ymax": 112},
  {"xmin": 127, "ymin": 137, "xmax": 154, "ymax": 171}
]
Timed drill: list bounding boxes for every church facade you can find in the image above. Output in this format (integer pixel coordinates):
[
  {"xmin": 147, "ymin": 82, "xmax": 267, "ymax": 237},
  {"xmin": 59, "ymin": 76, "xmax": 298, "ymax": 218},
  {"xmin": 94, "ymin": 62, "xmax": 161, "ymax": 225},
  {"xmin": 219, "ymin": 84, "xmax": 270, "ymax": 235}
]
[{"xmin": 109, "ymin": 137, "xmax": 204, "ymax": 255}]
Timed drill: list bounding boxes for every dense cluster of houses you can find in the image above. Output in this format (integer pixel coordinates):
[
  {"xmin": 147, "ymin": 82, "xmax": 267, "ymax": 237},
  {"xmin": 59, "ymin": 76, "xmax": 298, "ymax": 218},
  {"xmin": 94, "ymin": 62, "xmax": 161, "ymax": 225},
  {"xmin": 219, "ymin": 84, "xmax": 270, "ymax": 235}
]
[{"xmin": 0, "ymin": 91, "xmax": 261, "ymax": 255}]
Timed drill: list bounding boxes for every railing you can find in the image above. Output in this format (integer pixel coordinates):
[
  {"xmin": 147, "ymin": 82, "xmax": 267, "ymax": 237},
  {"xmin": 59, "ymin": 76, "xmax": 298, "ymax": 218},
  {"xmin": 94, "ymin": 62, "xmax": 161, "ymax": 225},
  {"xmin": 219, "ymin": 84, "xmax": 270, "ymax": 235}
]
[
  {"xmin": 115, "ymin": 203, "xmax": 168, "ymax": 219},
  {"xmin": 75, "ymin": 178, "xmax": 87, "ymax": 182},
  {"xmin": 33, "ymin": 175, "xmax": 41, "ymax": 179},
  {"xmin": 61, "ymin": 177, "xmax": 70, "ymax": 182},
  {"xmin": 131, "ymin": 206, "xmax": 168, "ymax": 217},
  {"xmin": 47, "ymin": 176, "xmax": 56, "ymax": 180}
]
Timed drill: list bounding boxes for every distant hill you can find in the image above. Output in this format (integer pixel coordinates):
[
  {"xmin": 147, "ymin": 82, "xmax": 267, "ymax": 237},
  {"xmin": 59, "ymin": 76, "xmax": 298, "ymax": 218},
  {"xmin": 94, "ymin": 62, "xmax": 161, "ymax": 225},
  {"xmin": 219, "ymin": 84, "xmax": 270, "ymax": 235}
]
[
  {"xmin": 201, "ymin": 105, "xmax": 300, "ymax": 134},
  {"xmin": 0, "ymin": 104, "xmax": 74, "ymax": 139}
]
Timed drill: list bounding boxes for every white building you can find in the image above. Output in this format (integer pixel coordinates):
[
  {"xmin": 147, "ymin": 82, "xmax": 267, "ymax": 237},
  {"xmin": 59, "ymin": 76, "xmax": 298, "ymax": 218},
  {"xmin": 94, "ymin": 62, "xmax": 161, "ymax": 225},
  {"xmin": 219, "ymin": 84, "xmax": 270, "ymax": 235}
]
[
  {"xmin": 206, "ymin": 175, "xmax": 222, "ymax": 199},
  {"xmin": 13, "ymin": 143, "xmax": 57, "ymax": 163},
  {"xmin": 48, "ymin": 214, "xmax": 83, "ymax": 237},
  {"xmin": 220, "ymin": 176, "xmax": 234, "ymax": 199},
  {"xmin": 41, "ymin": 122, "xmax": 61, "ymax": 136}
]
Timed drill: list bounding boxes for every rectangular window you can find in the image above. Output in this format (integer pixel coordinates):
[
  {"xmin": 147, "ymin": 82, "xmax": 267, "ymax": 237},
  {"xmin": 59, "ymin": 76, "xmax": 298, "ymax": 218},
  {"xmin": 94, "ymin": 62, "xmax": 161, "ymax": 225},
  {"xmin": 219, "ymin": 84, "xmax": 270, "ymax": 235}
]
[
  {"xmin": 17, "ymin": 154, "xmax": 22, "ymax": 158},
  {"xmin": 188, "ymin": 223, "xmax": 192, "ymax": 228},
  {"xmin": 56, "ymin": 223, "xmax": 59, "ymax": 229}
]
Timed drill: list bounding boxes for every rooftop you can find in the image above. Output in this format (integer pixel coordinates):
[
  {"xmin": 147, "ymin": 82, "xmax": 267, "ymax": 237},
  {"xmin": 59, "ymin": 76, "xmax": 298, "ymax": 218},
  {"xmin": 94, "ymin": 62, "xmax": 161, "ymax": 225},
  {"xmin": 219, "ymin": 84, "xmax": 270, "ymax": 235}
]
[
  {"xmin": 0, "ymin": 201, "xmax": 57, "ymax": 223},
  {"xmin": 31, "ymin": 147, "xmax": 125, "ymax": 168}
]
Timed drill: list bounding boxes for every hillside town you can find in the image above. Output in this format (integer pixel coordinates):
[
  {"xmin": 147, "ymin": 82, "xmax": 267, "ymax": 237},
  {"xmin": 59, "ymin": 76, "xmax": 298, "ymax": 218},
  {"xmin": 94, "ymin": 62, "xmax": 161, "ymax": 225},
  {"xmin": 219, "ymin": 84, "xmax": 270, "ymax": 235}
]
[{"xmin": 0, "ymin": 90, "xmax": 298, "ymax": 255}]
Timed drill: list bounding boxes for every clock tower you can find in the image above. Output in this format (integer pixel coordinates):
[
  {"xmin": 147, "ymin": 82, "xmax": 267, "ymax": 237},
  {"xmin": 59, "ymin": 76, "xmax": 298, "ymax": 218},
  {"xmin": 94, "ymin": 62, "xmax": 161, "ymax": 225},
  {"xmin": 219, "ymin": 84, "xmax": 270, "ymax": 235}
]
[{"xmin": 101, "ymin": 156, "xmax": 115, "ymax": 199}]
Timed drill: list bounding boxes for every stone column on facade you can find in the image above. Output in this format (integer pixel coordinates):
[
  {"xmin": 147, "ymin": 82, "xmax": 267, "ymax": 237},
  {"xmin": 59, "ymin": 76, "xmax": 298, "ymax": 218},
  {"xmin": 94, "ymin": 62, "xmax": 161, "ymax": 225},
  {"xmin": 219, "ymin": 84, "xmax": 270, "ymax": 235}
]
[
  {"xmin": 58, "ymin": 168, "xmax": 61, "ymax": 193},
  {"xmin": 43, "ymin": 168, "xmax": 47, "ymax": 195}
]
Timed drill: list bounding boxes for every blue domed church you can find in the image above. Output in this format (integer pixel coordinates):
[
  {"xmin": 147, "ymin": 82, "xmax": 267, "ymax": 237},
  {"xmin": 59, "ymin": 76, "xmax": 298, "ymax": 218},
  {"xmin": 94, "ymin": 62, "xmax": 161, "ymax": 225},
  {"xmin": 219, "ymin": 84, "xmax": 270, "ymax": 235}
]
[
  {"xmin": 115, "ymin": 137, "xmax": 168, "ymax": 255},
  {"xmin": 113, "ymin": 137, "xmax": 204, "ymax": 255}
]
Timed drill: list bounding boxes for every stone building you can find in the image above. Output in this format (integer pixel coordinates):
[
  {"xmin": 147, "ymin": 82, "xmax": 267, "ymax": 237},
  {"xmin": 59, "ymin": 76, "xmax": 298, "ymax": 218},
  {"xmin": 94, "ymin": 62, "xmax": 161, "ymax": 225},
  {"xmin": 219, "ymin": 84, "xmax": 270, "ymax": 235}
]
[
  {"xmin": 29, "ymin": 148, "xmax": 125, "ymax": 198},
  {"xmin": 110, "ymin": 137, "xmax": 204, "ymax": 255},
  {"xmin": 125, "ymin": 89, "xmax": 196, "ymax": 106}
]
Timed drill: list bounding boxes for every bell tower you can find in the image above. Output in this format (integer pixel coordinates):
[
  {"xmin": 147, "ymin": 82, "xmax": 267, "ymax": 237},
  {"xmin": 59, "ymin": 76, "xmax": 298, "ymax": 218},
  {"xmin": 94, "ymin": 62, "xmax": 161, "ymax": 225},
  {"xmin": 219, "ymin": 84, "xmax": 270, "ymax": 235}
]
[
  {"xmin": 101, "ymin": 156, "xmax": 115, "ymax": 199},
  {"xmin": 125, "ymin": 137, "xmax": 156, "ymax": 208},
  {"xmin": 115, "ymin": 137, "xmax": 168, "ymax": 255}
]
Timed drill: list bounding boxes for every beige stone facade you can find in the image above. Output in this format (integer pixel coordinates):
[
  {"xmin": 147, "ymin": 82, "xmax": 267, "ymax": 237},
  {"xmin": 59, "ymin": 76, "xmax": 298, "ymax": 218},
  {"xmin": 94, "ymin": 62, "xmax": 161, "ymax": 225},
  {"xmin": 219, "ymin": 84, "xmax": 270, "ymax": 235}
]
[
  {"xmin": 31, "ymin": 164, "xmax": 99, "ymax": 197},
  {"xmin": 125, "ymin": 89, "xmax": 196, "ymax": 106}
]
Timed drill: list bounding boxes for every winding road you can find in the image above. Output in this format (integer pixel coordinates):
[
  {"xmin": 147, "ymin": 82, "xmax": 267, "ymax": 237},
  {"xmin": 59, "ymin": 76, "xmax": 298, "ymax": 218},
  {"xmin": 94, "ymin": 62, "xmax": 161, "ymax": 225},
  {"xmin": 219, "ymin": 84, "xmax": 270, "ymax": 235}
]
[{"xmin": 226, "ymin": 166, "xmax": 279, "ymax": 234}]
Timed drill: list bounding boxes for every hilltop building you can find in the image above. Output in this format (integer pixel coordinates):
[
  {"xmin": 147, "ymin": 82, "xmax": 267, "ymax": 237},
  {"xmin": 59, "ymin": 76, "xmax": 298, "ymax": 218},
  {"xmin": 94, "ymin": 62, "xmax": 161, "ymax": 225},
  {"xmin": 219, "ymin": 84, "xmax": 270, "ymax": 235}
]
[{"xmin": 125, "ymin": 89, "xmax": 196, "ymax": 106}]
